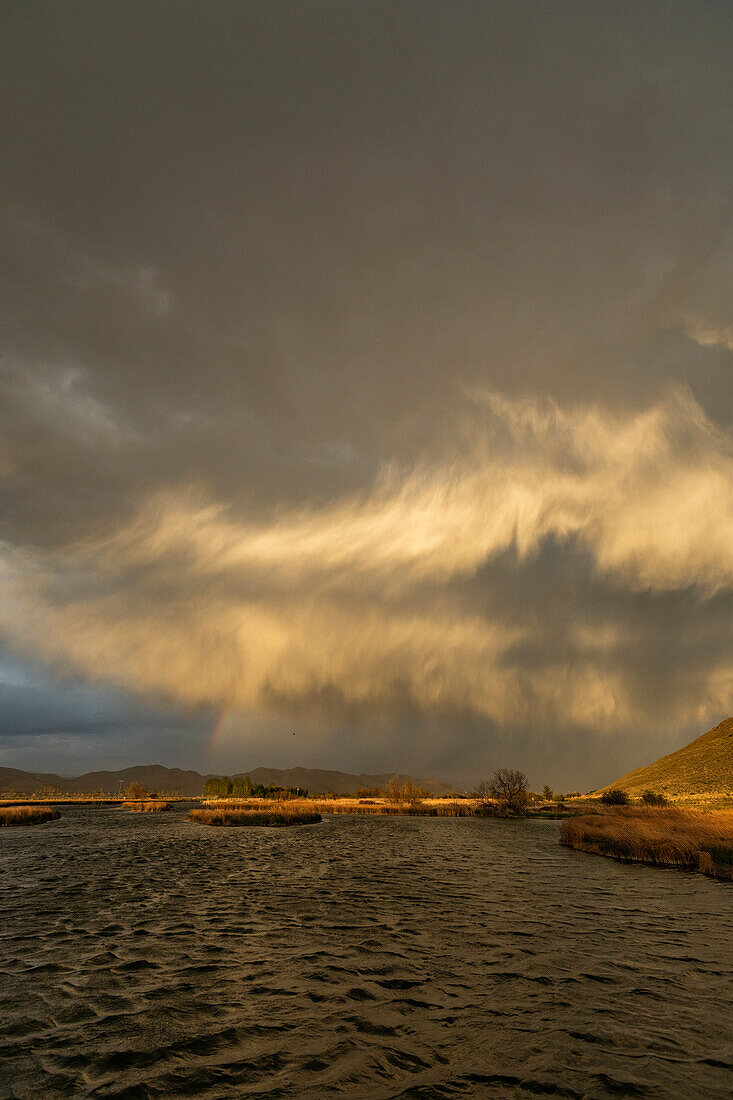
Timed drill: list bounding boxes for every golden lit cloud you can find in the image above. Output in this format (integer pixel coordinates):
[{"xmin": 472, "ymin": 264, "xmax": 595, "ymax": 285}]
[
  {"xmin": 0, "ymin": 389, "xmax": 731, "ymax": 733},
  {"xmin": 684, "ymin": 318, "xmax": 733, "ymax": 353},
  {"xmin": 89, "ymin": 385, "xmax": 733, "ymax": 593}
]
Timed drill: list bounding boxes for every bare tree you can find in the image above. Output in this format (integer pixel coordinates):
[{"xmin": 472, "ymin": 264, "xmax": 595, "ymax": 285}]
[
  {"xmin": 34, "ymin": 784, "xmax": 62, "ymax": 800},
  {"xmin": 472, "ymin": 779, "xmax": 494, "ymax": 813},
  {"xmin": 386, "ymin": 775, "xmax": 402, "ymax": 804},
  {"xmin": 489, "ymin": 769, "xmax": 529, "ymax": 814},
  {"xmin": 123, "ymin": 781, "xmax": 149, "ymax": 799},
  {"xmin": 400, "ymin": 778, "xmax": 423, "ymax": 806},
  {"xmin": 386, "ymin": 775, "xmax": 423, "ymax": 805}
]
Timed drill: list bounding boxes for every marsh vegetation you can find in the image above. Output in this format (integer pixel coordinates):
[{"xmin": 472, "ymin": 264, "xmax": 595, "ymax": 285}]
[
  {"xmin": 0, "ymin": 804, "xmax": 61, "ymax": 826},
  {"xmin": 201, "ymin": 797, "xmax": 476, "ymax": 817},
  {"xmin": 123, "ymin": 800, "xmax": 173, "ymax": 812},
  {"xmin": 197, "ymin": 768, "xmax": 538, "ymax": 818},
  {"xmin": 560, "ymin": 807, "xmax": 733, "ymax": 880},
  {"xmin": 188, "ymin": 807, "xmax": 322, "ymax": 827}
]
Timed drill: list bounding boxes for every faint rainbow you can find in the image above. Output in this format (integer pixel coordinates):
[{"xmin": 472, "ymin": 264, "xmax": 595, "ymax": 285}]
[{"xmin": 209, "ymin": 696, "xmax": 237, "ymax": 752}]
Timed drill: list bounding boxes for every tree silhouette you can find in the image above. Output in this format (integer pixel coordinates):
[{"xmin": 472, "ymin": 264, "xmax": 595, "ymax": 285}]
[
  {"xmin": 487, "ymin": 769, "xmax": 529, "ymax": 814},
  {"xmin": 124, "ymin": 782, "xmax": 148, "ymax": 799}
]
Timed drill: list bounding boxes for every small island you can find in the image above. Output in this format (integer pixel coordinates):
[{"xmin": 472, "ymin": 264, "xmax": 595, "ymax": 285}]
[
  {"xmin": 188, "ymin": 807, "xmax": 322, "ymax": 827},
  {"xmin": 123, "ymin": 800, "xmax": 173, "ymax": 812},
  {"xmin": 0, "ymin": 805, "xmax": 61, "ymax": 827}
]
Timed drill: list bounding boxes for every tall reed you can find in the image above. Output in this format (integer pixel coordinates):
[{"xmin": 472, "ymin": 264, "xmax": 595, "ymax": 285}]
[
  {"xmin": 0, "ymin": 805, "xmax": 61, "ymax": 826},
  {"xmin": 561, "ymin": 807, "xmax": 733, "ymax": 880},
  {"xmin": 188, "ymin": 807, "xmax": 322, "ymax": 827},
  {"xmin": 123, "ymin": 800, "xmax": 173, "ymax": 812},
  {"xmin": 201, "ymin": 797, "xmax": 475, "ymax": 817}
]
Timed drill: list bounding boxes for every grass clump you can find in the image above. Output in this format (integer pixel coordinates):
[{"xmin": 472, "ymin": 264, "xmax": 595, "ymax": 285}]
[
  {"xmin": 600, "ymin": 788, "xmax": 629, "ymax": 806},
  {"xmin": 189, "ymin": 807, "xmax": 321, "ymax": 827},
  {"xmin": 0, "ymin": 804, "xmax": 61, "ymax": 827},
  {"xmin": 561, "ymin": 807, "xmax": 733, "ymax": 880},
  {"xmin": 123, "ymin": 800, "xmax": 173, "ymax": 812}
]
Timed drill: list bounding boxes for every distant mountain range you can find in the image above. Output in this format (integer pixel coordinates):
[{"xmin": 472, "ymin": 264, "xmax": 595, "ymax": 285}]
[
  {"xmin": 0, "ymin": 763, "xmax": 461, "ymax": 798},
  {"xmin": 606, "ymin": 716, "xmax": 733, "ymax": 798}
]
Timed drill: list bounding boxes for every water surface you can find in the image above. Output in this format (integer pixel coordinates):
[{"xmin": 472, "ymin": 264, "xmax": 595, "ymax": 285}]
[{"xmin": 0, "ymin": 807, "xmax": 730, "ymax": 1097}]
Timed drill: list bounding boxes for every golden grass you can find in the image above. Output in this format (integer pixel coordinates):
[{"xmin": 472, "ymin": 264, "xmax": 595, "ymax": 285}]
[
  {"xmin": 188, "ymin": 807, "xmax": 322, "ymax": 827},
  {"xmin": 561, "ymin": 807, "xmax": 733, "ymax": 880},
  {"xmin": 201, "ymin": 797, "xmax": 476, "ymax": 817},
  {"xmin": 0, "ymin": 796, "xmax": 187, "ymax": 805},
  {"xmin": 0, "ymin": 804, "xmax": 61, "ymax": 826},
  {"xmin": 123, "ymin": 800, "xmax": 173, "ymax": 812}
]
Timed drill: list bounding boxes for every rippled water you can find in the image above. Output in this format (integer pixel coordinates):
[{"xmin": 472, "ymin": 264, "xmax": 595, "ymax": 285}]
[{"xmin": 0, "ymin": 807, "xmax": 731, "ymax": 1098}]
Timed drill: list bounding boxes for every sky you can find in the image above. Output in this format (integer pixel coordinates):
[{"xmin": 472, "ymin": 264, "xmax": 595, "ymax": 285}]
[{"xmin": 1, "ymin": 1, "xmax": 732, "ymax": 789}]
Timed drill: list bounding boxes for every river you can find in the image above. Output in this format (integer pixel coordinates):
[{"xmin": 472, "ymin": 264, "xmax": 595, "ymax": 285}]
[{"xmin": 0, "ymin": 806, "xmax": 730, "ymax": 1097}]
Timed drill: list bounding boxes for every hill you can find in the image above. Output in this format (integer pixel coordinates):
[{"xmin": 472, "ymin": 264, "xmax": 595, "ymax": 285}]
[
  {"xmin": 0, "ymin": 763, "xmax": 459, "ymax": 798},
  {"xmin": 606, "ymin": 717, "xmax": 733, "ymax": 800},
  {"xmin": 0, "ymin": 765, "xmax": 209, "ymax": 797}
]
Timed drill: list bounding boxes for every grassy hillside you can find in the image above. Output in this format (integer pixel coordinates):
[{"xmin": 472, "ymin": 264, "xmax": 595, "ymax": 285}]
[{"xmin": 606, "ymin": 717, "xmax": 733, "ymax": 800}]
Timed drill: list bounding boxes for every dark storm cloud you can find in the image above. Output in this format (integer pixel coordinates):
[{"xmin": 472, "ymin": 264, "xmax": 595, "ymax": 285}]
[
  {"xmin": 0, "ymin": 2, "xmax": 731, "ymax": 783},
  {"xmin": 0, "ymin": 653, "xmax": 212, "ymax": 774}
]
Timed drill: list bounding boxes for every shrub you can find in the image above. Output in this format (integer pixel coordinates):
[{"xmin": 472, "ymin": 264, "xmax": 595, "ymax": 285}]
[
  {"xmin": 600, "ymin": 788, "xmax": 629, "ymax": 806},
  {"xmin": 640, "ymin": 789, "xmax": 668, "ymax": 806}
]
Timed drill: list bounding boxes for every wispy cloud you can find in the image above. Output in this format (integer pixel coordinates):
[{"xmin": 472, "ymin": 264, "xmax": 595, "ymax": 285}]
[
  {"xmin": 2, "ymin": 358, "xmax": 140, "ymax": 446},
  {"xmin": 0, "ymin": 389, "xmax": 730, "ymax": 738},
  {"xmin": 685, "ymin": 318, "xmax": 733, "ymax": 353},
  {"xmin": 84, "ymin": 385, "xmax": 733, "ymax": 594},
  {"xmin": 5, "ymin": 212, "xmax": 172, "ymax": 317}
]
